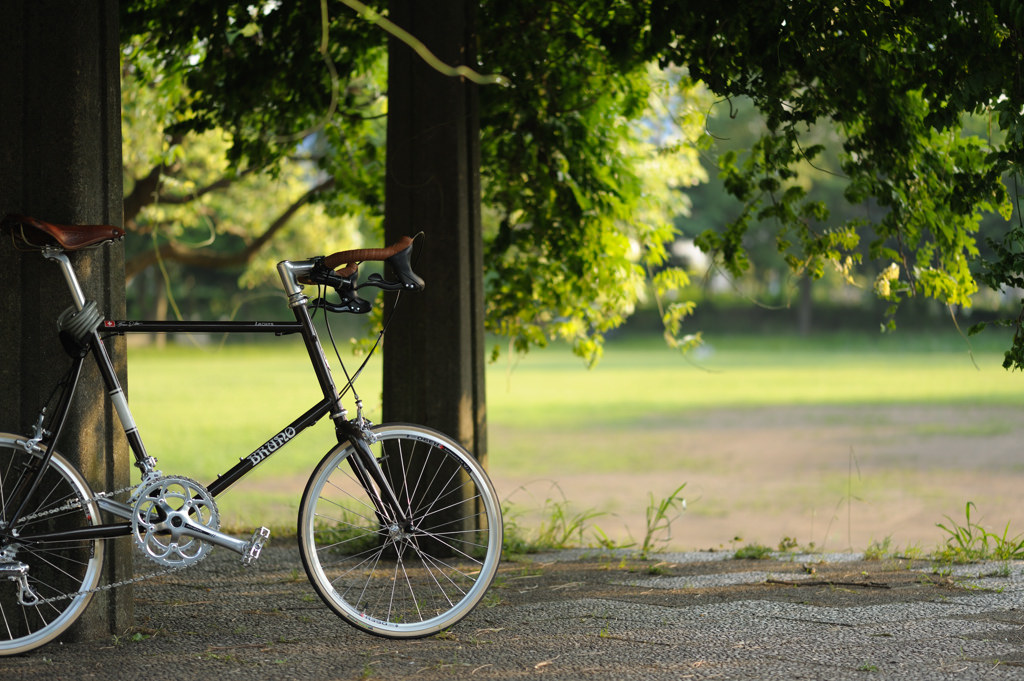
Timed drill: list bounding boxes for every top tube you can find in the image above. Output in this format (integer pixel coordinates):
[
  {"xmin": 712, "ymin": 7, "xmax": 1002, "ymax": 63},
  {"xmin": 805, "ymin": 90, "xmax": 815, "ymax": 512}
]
[{"xmin": 102, "ymin": 320, "xmax": 304, "ymax": 335}]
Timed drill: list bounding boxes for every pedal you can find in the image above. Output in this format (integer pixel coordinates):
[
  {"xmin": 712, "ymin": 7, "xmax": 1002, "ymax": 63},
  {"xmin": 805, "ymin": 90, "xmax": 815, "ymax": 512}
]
[{"xmin": 241, "ymin": 527, "xmax": 271, "ymax": 566}]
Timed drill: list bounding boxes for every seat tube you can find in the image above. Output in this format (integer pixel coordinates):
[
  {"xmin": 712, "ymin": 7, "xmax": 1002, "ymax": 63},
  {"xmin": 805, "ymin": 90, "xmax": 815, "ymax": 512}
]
[{"xmin": 88, "ymin": 330, "xmax": 155, "ymax": 474}]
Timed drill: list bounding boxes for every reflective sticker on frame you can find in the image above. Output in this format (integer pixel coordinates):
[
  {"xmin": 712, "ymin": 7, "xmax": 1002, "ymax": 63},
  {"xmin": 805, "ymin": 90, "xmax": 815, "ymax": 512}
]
[{"xmin": 109, "ymin": 388, "xmax": 137, "ymax": 433}]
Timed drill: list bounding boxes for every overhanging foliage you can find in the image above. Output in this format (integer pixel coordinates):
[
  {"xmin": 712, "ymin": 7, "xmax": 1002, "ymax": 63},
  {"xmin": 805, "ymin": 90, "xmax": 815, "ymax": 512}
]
[{"xmin": 122, "ymin": 1, "xmax": 1024, "ymax": 367}]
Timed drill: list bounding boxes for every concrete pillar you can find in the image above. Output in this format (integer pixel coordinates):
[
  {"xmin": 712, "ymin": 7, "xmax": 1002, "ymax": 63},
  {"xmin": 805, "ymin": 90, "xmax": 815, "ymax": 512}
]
[
  {"xmin": 383, "ymin": 0, "xmax": 487, "ymax": 464},
  {"xmin": 0, "ymin": 1, "xmax": 132, "ymax": 640}
]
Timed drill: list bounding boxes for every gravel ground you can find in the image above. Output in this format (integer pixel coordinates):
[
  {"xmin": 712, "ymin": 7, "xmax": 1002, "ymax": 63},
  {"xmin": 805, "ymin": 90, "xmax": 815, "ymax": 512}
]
[{"xmin": 3, "ymin": 540, "xmax": 1024, "ymax": 680}]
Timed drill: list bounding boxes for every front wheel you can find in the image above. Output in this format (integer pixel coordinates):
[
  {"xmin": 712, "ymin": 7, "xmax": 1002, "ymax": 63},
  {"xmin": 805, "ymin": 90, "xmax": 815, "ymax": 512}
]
[
  {"xmin": 298, "ymin": 424, "xmax": 502, "ymax": 638},
  {"xmin": 0, "ymin": 435, "xmax": 105, "ymax": 655}
]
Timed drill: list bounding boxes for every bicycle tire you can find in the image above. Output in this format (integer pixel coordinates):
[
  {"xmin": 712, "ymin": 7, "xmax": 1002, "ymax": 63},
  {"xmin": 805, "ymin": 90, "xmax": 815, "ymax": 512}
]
[
  {"xmin": 297, "ymin": 424, "xmax": 502, "ymax": 638},
  {"xmin": 0, "ymin": 434, "xmax": 105, "ymax": 655}
]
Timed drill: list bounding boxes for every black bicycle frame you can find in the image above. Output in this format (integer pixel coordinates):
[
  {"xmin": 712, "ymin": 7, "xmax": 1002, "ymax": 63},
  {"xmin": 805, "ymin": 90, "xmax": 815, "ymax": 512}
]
[
  {"xmin": 107, "ymin": 304, "xmax": 348, "ymax": 470},
  {"xmin": 11, "ymin": 298, "xmax": 396, "ymax": 545}
]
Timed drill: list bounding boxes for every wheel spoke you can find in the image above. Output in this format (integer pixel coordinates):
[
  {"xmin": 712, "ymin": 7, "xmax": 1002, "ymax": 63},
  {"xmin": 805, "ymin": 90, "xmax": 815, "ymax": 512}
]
[
  {"xmin": 0, "ymin": 437, "xmax": 104, "ymax": 656},
  {"xmin": 299, "ymin": 425, "xmax": 501, "ymax": 638}
]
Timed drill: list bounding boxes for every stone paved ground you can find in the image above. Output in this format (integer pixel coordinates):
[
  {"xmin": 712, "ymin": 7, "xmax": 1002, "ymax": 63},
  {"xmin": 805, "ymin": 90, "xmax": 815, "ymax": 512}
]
[{"xmin": 3, "ymin": 543, "xmax": 1024, "ymax": 680}]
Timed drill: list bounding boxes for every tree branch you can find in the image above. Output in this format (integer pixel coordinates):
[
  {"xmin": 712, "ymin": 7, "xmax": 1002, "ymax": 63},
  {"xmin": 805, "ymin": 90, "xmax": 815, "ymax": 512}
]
[
  {"xmin": 123, "ymin": 162, "xmax": 165, "ymax": 226},
  {"xmin": 125, "ymin": 166, "xmax": 257, "ymax": 225},
  {"xmin": 124, "ymin": 175, "xmax": 336, "ymax": 281},
  {"xmin": 124, "ymin": 133, "xmax": 185, "ymax": 225},
  {"xmin": 156, "ymin": 174, "xmax": 244, "ymax": 205}
]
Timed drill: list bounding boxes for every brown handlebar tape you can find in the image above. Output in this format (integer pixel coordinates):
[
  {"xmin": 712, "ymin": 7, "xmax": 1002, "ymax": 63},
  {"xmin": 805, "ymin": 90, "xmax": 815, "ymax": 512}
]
[
  {"xmin": 321, "ymin": 236, "xmax": 413, "ymax": 271},
  {"xmin": 297, "ymin": 236, "xmax": 414, "ymax": 284}
]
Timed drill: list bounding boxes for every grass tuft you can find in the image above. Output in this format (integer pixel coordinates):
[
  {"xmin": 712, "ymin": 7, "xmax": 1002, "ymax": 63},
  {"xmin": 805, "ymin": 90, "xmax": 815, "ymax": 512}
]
[
  {"xmin": 734, "ymin": 543, "xmax": 773, "ymax": 560},
  {"xmin": 501, "ymin": 488, "xmax": 606, "ymax": 556},
  {"xmin": 638, "ymin": 483, "xmax": 688, "ymax": 558},
  {"xmin": 934, "ymin": 502, "xmax": 1024, "ymax": 562}
]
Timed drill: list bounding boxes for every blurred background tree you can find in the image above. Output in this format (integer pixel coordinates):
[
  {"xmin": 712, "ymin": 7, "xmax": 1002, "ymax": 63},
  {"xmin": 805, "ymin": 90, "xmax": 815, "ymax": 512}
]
[
  {"xmin": 120, "ymin": 1, "xmax": 1024, "ymax": 365},
  {"xmin": 121, "ymin": 35, "xmax": 378, "ymax": 326}
]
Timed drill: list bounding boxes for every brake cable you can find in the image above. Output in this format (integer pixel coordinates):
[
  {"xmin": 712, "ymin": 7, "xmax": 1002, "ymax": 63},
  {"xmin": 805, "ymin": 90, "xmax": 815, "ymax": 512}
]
[{"xmin": 318, "ymin": 282, "xmax": 404, "ymax": 406}]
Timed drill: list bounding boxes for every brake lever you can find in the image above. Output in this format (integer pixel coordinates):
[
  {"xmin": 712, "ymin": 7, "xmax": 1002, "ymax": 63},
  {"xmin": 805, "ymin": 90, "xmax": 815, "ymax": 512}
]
[
  {"xmin": 309, "ymin": 284, "xmax": 372, "ymax": 314},
  {"xmin": 307, "ymin": 268, "xmax": 413, "ymax": 314},
  {"xmin": 357, "ymin": 273, "xmax": 406, "ymax": 292},
  {"xmin": 309, "ymin": 297, "xmax": 372, "ymax": 314}
]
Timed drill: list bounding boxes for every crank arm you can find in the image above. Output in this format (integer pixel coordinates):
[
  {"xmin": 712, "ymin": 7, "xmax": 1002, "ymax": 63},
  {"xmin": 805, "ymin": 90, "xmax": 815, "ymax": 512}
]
[
  {"xmin": 104, "ymin": 492, "xmax": 268, "ymax": 564},
  {"xmin": 153, "ymin": 516, "xmax": 269, "ymax": 564},
  {"xmin": 155, "ymin": 514, "xmax": 250, "ymax": 555},
  {"xmin": 103, "ymin": 497, "xmax": 249, "ymax": 556},
  {"xmin": 109, "ymin": 491, "xmax": 268, "ymax": 561}
]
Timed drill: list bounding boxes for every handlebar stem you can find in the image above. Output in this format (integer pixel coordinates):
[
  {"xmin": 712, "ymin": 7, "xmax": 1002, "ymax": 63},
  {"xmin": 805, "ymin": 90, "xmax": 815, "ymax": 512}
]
[{"xmin": 277, "ymin": 259, "xmax": 315, "ymax": 307}]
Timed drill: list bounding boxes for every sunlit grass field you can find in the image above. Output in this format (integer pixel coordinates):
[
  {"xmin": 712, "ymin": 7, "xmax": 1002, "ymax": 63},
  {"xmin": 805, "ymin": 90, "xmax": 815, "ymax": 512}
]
[
  {"xmin": 488, "ymin": 331, "xmax": 1024, "ymax": 426},
  {"xmin": 125, "ymin": 328, "xmax": 1024, "ymax": 537}
]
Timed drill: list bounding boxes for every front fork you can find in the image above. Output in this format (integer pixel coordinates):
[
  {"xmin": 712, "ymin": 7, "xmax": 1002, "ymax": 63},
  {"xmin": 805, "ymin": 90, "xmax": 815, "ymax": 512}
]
[{"xmin": 341, "ymin": 422, "xmax": 410, "ymax": 532}]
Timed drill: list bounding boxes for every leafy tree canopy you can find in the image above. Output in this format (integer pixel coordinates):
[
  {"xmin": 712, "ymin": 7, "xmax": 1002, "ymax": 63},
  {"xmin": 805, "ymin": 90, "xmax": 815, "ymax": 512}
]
[
  {"xmin": 122, "ymin": 1, "xmax": 1024, "ymax": 367},
  {"xmin": 121, "ymin": 34, "xmax": 370, "ymax": 310},
  {"xmin": 646, "ymin": 2, "xmax": 1023, "ymax": 343}
]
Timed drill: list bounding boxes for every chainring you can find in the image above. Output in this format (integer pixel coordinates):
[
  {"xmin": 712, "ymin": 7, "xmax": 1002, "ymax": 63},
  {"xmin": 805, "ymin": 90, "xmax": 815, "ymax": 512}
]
[{"xmin": 131, "ymin": 476, "xmax": 219, "ymax": 568}]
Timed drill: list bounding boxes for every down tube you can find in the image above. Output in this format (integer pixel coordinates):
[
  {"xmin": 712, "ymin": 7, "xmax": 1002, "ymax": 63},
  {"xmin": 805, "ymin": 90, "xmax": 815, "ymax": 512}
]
[{"xmin": 206, "ymin": 398, "xmax": 332, "ymax": 497}]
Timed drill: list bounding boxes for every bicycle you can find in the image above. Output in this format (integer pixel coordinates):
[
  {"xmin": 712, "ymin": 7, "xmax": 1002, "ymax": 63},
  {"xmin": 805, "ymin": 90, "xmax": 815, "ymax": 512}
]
[{"xmin": 0, "ymin": 214, "xmax": 503, "ymax": 654}]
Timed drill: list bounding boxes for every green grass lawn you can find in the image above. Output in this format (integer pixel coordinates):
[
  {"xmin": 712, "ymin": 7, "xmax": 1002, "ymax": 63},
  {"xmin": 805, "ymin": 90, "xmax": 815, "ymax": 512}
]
[
  {"xmin": 125, "ymin": 328, "xmax": 1024, "ymax": 533},
  {"xmin": 489, "ymin": 330, "xmax": 1024, "ymax": 426}
]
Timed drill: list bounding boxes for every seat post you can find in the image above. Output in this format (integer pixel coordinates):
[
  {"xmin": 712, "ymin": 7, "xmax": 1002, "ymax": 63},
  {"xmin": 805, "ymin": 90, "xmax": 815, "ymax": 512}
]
[{"xmin": 41, "ymin": 248, "xmax": 87, "ymax": 311}]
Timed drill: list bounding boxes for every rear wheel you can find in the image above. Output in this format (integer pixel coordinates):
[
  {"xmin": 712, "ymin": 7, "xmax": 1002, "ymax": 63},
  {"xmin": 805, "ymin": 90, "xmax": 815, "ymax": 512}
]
[
  {"xmin": 0, "ymin": 434, "xmax": 105, "ymax": 655},
  {"xmin": 298, "ymin": 424, "xmax": 502, "ymax": 638}
]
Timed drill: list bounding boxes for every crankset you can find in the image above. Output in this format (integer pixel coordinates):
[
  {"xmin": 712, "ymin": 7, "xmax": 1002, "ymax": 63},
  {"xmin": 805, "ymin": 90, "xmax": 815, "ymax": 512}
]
[
  {"xmin": 127, "ymin": 476, "xmax": 271, "ymax": 568},
  {"xmin": 131, "ymin": 476, "xmax": 219, "ymax": 567}
]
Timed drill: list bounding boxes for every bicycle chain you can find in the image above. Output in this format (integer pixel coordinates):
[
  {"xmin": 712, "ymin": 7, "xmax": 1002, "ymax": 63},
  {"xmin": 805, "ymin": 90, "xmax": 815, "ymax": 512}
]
[
  {"xmin": 27, "ymin": 561, "xmax": 193, "ymax": 607},
  {"xmin": 11, "ymin": 482, "xmax": 202, "ymax": 606}
]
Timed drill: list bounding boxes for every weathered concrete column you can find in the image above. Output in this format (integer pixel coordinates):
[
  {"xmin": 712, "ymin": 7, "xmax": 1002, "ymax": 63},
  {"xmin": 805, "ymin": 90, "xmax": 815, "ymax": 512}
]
[
  {"xmin": 0, "ymin": 1, "xmax": 132, "ymax": 640},
  {"xmin": 383, "ymin": 0, "xmax": 487, "ymax": 464}
]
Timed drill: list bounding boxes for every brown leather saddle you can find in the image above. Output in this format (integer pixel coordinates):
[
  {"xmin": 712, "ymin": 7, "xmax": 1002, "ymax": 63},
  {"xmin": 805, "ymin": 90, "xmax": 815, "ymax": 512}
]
[{"xmin": 1, "ymin": 214, "xmax": 124, "ymax": 250}]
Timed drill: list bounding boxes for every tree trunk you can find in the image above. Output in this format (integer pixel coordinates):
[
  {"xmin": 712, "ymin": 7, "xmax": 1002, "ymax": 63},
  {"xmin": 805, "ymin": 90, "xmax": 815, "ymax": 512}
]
[{"xmin": 382, "ymin": 0, "xmax": 487, "ymax": 465}]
